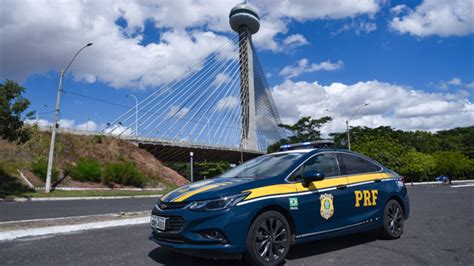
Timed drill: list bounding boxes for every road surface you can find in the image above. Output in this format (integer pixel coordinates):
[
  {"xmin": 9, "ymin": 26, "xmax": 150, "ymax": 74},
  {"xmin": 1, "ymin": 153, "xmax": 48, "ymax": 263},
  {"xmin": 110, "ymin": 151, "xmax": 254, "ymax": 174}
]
[
  {"xmin": 0, "ymin": 185, "xmax": 472, "ymax": 265},
  {"xmin": 0, "ymin": 197, "xmax": 158, "ymax": 222}
]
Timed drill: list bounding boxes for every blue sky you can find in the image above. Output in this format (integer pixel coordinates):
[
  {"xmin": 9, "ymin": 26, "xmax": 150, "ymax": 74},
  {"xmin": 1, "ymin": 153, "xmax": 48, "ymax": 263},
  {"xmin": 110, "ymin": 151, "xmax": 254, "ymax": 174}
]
[{"xmin": 1, "ymin": 0, "xmax": 473, "ymax": 137}]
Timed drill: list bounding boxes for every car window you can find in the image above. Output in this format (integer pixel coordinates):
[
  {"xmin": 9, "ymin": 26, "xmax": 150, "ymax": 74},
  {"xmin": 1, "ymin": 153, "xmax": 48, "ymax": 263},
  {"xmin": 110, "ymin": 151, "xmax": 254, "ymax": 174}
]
[
  {"xmin": 303, "ymin": 153, "xmax": 340, "ymax": 178},
  {"xmin": 220, "ymin": 152, "xmax": 306, "ymax": 178},
  {"xmin": 337, "ymin": 153, "xmax": 382, "ymax": 175}
]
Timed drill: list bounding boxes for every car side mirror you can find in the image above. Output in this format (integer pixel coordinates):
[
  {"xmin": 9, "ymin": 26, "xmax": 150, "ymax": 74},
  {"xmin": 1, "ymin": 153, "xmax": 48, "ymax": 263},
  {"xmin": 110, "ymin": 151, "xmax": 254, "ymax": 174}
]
[{"xmin": 302, "ymin": 170, "xmax": 325, "ymax": 187}]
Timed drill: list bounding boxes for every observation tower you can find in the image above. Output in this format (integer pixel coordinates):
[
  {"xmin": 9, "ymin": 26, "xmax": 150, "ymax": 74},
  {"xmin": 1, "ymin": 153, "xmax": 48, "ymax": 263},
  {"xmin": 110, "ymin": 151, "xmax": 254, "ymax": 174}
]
[{"xmin": 229, "ymin": 3, "xmax": 260, "ymax": 151}]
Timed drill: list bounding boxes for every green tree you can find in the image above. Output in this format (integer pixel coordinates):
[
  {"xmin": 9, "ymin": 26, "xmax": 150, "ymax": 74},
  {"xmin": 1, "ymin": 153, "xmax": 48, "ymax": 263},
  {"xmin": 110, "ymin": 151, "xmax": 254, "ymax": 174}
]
[
  {"xmin": 399, "ymin": 150, "xmax": 436, "ymax": 182},
  {"xmin": 0, "ymin": 80, "xmax": 33, "ymax": 143},
  {"xmin": 433, "ymin": 151, "xmax": 473, "ymax": 179},
  {"xmin": 268, "ymin": 116, "xmax": 332, "ymax": 153}
]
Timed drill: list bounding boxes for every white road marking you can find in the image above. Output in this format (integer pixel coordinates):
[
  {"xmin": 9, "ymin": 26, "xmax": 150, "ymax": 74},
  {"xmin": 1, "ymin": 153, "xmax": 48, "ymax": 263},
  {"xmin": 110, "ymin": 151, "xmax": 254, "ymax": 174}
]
[
  {"xmin": 0, "ymin": 216, "xmax": 149, "ymax": 241},
  {"xmin": 450, "ymin": 184, "xmax": 474, "ymax": 188}
]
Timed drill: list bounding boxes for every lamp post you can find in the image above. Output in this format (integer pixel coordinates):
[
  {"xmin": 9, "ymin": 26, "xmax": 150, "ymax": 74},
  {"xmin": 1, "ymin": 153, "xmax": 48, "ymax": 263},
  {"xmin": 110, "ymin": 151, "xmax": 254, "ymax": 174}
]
[
  {"xmin": 35, "ymin": 104, "xmax": 48, "ymax": 124},
  {"xmin": 190, "ymin": 152, "xmax": 194, "ymax": 182},
  {"xmin": 126, "ymin": 94, "xmax": 139, "ymax": 138},
  {"xmin": 346, "ymin": 103, "xmax": 369, "ymax": 151},
  {"xmin": 45, "ymin": 42, "xmax": 93, "ymax": 193}
]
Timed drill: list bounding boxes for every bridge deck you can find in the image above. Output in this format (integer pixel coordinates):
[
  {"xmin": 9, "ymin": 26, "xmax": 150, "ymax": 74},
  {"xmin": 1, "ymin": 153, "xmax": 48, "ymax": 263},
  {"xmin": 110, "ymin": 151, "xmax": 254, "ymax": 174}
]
[{"xmin": 136, "ymin": 139, "xmax": 263, "ymax": 163}]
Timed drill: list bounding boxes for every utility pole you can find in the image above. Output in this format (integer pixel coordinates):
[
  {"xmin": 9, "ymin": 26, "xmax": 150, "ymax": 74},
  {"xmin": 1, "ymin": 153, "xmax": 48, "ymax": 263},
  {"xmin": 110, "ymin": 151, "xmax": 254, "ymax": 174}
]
[
  {"xmin": 346, "ymin": 103, "xmax": 369, "ymax": 151},
  {"xmin": 45, "ymin": 43, "xmax": 93, "ymax": 193}
]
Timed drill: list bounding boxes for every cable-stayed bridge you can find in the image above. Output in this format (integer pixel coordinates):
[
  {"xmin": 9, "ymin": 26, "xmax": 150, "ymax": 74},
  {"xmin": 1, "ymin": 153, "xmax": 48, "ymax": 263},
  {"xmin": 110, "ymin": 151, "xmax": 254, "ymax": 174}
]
[{"xmin": 101, "ymin": 3, "xmax": 286, "ymax": 163}]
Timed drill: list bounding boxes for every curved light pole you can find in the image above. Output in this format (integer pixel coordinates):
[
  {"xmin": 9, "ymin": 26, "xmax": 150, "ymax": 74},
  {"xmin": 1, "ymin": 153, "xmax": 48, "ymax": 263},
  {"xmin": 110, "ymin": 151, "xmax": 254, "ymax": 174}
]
[
  {"xmin": 45, "ymin": 43, "xmax": 93, "ymax": 193},
  {"xmin": 126, "ymin": 94, "xmax": 139, "ymax": 138},
  {"xmin": 346, "ymin": 103, "xmax": 369, "ymax": 151}
]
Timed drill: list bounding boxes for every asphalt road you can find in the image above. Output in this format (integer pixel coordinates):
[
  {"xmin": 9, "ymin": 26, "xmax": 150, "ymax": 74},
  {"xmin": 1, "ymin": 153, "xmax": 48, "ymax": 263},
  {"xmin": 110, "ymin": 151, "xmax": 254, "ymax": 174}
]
[
  {"xmin": 1, "ymin": 185, "xmax": 473, "ymax": 265},
  {"xmin": 0, "ymin": 197, "xmax": 158, "ymax": 222}
]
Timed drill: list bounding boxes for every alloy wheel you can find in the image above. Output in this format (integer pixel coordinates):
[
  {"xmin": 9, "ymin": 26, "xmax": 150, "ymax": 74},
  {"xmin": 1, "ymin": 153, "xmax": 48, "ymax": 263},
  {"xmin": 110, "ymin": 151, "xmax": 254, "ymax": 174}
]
[{"xmin": 255, "ymin": 217, "xmax": 289, "ymax": 262}]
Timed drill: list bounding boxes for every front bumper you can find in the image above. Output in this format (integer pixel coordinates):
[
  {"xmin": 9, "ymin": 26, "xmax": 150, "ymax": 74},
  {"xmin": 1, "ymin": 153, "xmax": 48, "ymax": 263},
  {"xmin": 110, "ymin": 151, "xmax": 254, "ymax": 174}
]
[{"xmin": 148, "ymin": 203, "xmax": 253, "ymax": 257}]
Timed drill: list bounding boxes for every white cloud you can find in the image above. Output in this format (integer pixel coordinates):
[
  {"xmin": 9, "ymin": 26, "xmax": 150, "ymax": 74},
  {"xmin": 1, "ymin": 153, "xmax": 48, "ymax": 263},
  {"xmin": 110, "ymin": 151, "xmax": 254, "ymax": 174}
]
[
  {"xmin": 211, "ymin": 73, "xmax": 231, "ymax": 87},
  {"xmin": 103, "ymin": 124, "xmax": 134, "ymax": 136},
  {"xmin": 253, "ymin": 0, "xmax": 379, "ymax": 51},
  {"xmin": 279, "ymin": 58, "xmax": 344, "ymax": 78},
  {"xmin": 448, "ymin": 77, "xmax": 462, "ymax": 86},
  {"xmin": 281, "ymin": 34, "xmax": 310, "ymax": 51},
  {"xmin": 24, "ymin": 119, "xmax": 52, "ymax": 128},
  {"xmin": 390, "ymin": 0, "xmax": 474, "ymax": 37},
  {"xmin": 216, "ymin": 96, "xmax": 239, "ymax": 111},
  {"xmin": 0, "ymin": 0, "xmax": 380, "ymax": 87},
  {"xmin": 271, "ymin": 79, "xmax": 474, "ymax": 135},
  {"xmin": 24, "ymin": 118, "xmax": 101, "ymax": 132},
  {"xmin": 432, "ymin": 77, "xmax": 473, "ymax": 90},
  {"xmin": 166, "ymin": 106, "xmax": 190, "ymax": 118},
  {"xmin": 58, "ymin": 119, "xmax": 76, "ymax": 129},
  {"xmin": 77, "ymin": 121, "xmax": 98, "ymax": 131},
  {"xmin": 337, "ymin": 21, "xmax": 377, "ymax": 35}
]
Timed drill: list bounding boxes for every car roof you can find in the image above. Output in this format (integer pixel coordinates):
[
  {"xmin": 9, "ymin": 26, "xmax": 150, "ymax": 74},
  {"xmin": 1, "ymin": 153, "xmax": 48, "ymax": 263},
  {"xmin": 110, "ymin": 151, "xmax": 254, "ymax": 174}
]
[{"xmin": 271, "ymin": 148, "xmax": 355, "ymax": 155}]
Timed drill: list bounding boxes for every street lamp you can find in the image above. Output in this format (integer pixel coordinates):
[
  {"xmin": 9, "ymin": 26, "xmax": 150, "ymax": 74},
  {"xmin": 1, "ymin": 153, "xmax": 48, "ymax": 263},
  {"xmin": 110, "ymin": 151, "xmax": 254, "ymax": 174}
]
[
  {"xmin": 126, "ymin": 94, "xmax": 139, "ymax": 138},
  {"xmin": 35, "ymin": 104, "xmax": 48, "ymax": 124},
  {"xmin": 190, "ymin": 152, "xmax": 194, "ymax": 182},
  {"xmin": 346, "ymin": 103, "xmax": 369, "ymax": 151},
  {"xmin": 45, "ymin": 42, "xmax": 93, "ymax": 193}
]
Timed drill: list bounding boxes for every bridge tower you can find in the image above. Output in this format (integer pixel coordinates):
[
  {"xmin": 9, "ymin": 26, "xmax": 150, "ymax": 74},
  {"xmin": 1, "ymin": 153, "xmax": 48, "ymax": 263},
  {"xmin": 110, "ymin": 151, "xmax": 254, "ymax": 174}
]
[{"xmin": 229, "ymin": 3, "xmax": 260, "ymax": 151}]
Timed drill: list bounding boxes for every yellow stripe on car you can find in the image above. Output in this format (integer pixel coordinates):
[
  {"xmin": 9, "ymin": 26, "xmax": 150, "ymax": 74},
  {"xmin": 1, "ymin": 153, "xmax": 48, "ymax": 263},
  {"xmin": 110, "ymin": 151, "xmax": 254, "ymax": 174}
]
[
  {"xmin": 243, "ymin": 184, "xmax": 297, "ymax": 200},
  {"xmin": 294, "ymin": 176, "xmax": 348, "ymax": 192},
  {"xmin": 242, "ymin": 173, "xmax": 393, "ymax": 202},
  {"xmin": 345, "ymin": 172, "xmax": 391, "ymax": 184},
  {"xmin": 172, "ymin": 184, "xmax": 222, "ymax": 202}
]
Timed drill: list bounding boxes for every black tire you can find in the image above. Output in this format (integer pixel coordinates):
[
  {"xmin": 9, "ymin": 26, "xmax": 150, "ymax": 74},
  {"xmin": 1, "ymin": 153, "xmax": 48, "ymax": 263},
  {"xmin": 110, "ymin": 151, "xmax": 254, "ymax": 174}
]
[
  {"xmin": 244, "ymin": 211, "xmax": 291, "ymax": 266},
  {"xmin": 381, "ymin": 199, "xmax": 404, "ymax": 239}
]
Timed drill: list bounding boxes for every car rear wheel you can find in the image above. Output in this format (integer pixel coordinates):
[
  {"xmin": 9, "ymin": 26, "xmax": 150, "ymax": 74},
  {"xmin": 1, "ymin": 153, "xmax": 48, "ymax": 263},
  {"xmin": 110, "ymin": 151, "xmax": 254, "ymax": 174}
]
[
  {"xmin": 381, "ymin": 199, "xmax": 404, "ymax": 239},
  {"xmin": 244, "ymin": 211, "xmax": 291, "ymax": 265}
]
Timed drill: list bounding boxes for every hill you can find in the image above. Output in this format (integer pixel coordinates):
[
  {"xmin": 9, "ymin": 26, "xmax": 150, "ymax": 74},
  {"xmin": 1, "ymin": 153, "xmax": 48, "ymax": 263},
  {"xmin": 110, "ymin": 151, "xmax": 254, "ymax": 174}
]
[{"xmin": 0, "ymin": 127, "xmax": 188, "ymax": 193}]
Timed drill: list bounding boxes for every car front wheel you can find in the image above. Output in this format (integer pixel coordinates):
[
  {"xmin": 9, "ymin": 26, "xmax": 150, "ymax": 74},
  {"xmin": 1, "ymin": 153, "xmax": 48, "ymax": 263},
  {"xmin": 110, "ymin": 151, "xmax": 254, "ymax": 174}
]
[
  {"xmin": 245, "ymin": 211, "xmax": 291, "ymax": 265},
  {"xmin": 381, "ymin": 199, "xmax": 404, "ymax": 239}
]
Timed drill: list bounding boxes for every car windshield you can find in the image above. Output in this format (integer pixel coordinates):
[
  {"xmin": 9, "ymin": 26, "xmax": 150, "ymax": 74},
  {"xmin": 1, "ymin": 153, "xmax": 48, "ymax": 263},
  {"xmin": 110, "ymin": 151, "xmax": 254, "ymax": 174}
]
[{"xmin": 221, "ymin": 152, "xmax": 307, "ymax": 178}]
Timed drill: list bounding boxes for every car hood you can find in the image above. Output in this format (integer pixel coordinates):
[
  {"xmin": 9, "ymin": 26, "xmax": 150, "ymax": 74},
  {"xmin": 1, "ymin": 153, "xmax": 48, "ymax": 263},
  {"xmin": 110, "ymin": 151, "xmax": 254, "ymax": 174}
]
[{"xmin": 160, "ymin": 177, "xmax": 274, "ymax": 203}]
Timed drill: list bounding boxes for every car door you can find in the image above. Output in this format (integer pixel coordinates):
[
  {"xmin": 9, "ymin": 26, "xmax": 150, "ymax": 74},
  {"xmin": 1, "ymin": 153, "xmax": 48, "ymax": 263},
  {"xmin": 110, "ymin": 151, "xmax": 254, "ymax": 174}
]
[
  {"xmin": 336, "ymin": 152, "xmax": 387, "ymax": 225},
  {"xmin": 290, "ymin": 152, "xmax": 353, "ymax": 237}
]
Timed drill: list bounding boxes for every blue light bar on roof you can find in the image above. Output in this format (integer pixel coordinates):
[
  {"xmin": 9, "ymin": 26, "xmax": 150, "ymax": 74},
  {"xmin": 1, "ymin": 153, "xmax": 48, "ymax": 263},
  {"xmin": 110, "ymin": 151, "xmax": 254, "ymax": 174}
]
[{"xmin": 279, "ymin": 140, "xmax": 334, "ymax": 151}]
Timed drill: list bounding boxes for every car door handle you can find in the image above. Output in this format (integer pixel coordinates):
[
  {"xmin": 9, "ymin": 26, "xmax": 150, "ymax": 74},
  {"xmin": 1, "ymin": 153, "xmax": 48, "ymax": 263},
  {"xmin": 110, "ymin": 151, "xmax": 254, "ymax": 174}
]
[
  {"xmin": 374, "ymin": 179, "xmax": 381, "ymax": 183},
  {"xmin": 337, "ymin": 185, "xmax": 347, "ymax": 190}
]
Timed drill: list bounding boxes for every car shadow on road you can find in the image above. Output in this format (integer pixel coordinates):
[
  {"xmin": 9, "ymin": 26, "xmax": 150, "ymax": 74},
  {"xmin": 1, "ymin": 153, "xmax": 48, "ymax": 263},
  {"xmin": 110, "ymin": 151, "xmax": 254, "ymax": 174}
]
[
  {"xmin": 285, "ymin": 232, "xmax": 378, "ymax": 261},
  {"xmin": 148, "ymin": 232, "xmax": 378, "ymax": 265}
]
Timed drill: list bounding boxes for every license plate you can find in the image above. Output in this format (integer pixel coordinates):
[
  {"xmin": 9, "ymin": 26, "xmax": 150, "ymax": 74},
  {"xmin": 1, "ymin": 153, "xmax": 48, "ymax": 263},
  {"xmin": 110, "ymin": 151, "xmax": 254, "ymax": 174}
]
[{"xmin": 151, "ymin": 215, "xmax": 167, "ymax": 231}]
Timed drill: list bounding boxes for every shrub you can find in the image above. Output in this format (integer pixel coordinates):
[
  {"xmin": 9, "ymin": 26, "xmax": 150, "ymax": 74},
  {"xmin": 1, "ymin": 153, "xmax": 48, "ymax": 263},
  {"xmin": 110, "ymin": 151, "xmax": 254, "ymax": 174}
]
[
  {"xmin": 103, "ymin": 161, "xmax": 145, "ymax": 187},
  {"xmin": 30, "ymin": 158, "xmax": 59, "ymax": 182},
  {"xmin": 67, "ymin": 157, "xmax": 101, "ymax": 182},
  {"xmin": 92, "ymin": 135, "xmax": 103, "ymax": 144}
]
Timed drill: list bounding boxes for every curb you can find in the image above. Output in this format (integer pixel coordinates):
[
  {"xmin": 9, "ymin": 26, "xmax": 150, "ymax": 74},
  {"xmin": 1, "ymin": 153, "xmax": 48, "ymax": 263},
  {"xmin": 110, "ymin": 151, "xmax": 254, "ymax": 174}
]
[
  {"xmin": 0, "ymin": 216, "xmax": 149, "ymax": 241},
  {"xmin": 0, "ymin": 194, "xmax": 161, "ymax": 202},
  {"xmin": 406, "ymin": 180, "xmax": 474, "ymax": 186}
]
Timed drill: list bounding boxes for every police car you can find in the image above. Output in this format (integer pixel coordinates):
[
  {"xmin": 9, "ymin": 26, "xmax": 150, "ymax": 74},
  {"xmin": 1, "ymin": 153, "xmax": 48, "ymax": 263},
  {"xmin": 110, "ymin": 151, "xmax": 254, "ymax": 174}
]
[{"xmin": 149, "ymin": 147, "xmax": 409, "ymax": 265}]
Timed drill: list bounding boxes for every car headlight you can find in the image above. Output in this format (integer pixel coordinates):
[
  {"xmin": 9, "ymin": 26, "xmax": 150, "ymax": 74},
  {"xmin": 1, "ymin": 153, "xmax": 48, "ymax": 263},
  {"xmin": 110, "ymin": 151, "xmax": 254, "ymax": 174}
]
[{"xmin": 188, "ymin": 193, "xmax": 248, "ymax": 212}]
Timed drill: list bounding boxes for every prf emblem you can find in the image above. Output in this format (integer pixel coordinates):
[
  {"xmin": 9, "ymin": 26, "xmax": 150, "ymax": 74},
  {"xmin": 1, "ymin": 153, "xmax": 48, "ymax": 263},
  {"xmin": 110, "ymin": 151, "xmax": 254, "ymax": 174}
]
[
  {"xmin": 354, "ymin": 190, "xmax": 378, "ymax": 207},
  {"xmin": 319, "ymin": 193, "xmax": 334, "ymax": 220}
]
